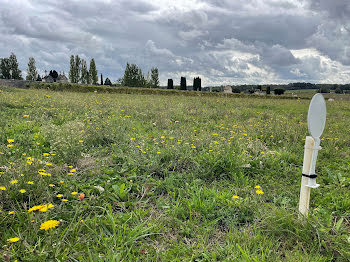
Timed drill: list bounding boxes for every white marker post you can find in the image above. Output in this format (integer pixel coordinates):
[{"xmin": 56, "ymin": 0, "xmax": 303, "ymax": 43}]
[{"xmin": 298, "ymin": 94, "xmax": 326, "ymax": 217}]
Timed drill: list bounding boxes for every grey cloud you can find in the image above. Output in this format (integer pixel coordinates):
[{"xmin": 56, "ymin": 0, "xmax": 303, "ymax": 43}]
[
  {"xmin": 1, "ymin": 0, "xmax": 350, "ymax": 85},
  {"xmin": 308, "ymin": 0, "xmax": 350, "ymax": 20}
]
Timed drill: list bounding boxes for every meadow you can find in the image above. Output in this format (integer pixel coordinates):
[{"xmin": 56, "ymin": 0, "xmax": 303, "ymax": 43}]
[{"xmin": 0, "ymin": 86, "xmax": 349, "ymax": 261}]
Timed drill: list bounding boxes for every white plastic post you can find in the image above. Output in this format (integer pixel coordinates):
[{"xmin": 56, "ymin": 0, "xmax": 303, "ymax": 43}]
[{"xmin": 298, "ymin": 136, "xmax": 315, "ymax": 217}]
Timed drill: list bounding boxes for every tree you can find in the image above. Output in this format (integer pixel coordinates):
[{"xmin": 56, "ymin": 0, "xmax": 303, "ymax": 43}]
[
  {"xmin": 80, "ymin": 59, "xmax": 88, "ymax": 84},
  {"xmin": 0, "ymin": 58, "xmax": 11, "ymax": 79},
  {"xmin": 232, "ymin": 86, "xmax": 241, "ymax": 93},
  {"xmin": 101, "ymin": 73, "xmax": 103, "ymax": 85},
  {"xmin": 36, "ymin": 74, "xmax": 42, "ymax": 81},
  {"xmin": 193, "ymin": 77, "xmax": 201, "ymax": 91},
  {"xmin": 8, "ymin": 53, "xmax": 22, "ymax": 79},
  {"xmin": 122, "ymin": 63, "xmax": 145, "ymax": 87},
  {"xmin": 49, "ymin": 70, "xmax": 58, "ymax": 81},
  {"xmin": 266, "ymin": 86, "xmax": 271, "ymax": 95},
  {"xmin": 26, "ymin": 57, "xmax": 38, "ymax": 81},
  {"xmin": 274, "ymin": 88, "xmax": 285, "ymax": 95},
  {"xmin": 74, "ymin": 55, "xmax": 81, "ymax": 83},
  {"xmin": 89, "ymin": 58, "xmax": 98, "ymax": 85},
  {"xmin": 180, "ymin": 77, "xmax": 186, "ymax": 90},
  {"xmin": 335, "ymin": 87, "xmax": 343, "ymax": 94},
  {"xmin": 150, "ymin": 67, "xmax": 159, "ymax": 88},
  {"xmin": 167, "ymin": 79, "xmax": 173, "ymax": 89},
  {"xmin": 104, "ymin": 77, "xmax": 112, "ymax": 86},
  {"xmin": 317, "ymin": 87, "xmax": 330, "ymax": 93},
  {"xmin": 69, "ymin": 55, "xmax": 75, "ymax": 83}
]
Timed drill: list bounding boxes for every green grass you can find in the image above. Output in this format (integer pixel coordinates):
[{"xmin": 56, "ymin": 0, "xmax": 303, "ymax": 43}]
[{"xmin": 0, "ymin": 87, "xmax": 349, "ymax": 261}]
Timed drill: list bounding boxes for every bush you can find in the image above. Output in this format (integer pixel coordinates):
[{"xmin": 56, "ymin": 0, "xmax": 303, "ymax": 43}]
[
  {"xmin": 266, "ymin": 86, "xmax": 271, "ymax": 95},
  {"xmin": 274, "ymin": 88, "xmax": 285, "ymax": 95},
  {"xmin": 317, "ymin": 87, "xmax": 330, "ymax": 93},
  {"xmin": 335, "ymin": 87, "xmax": 343, "ymax": 94},
  {"xmin": 231, "ymin": 87, "xmax": 241, "ymax": 93}
]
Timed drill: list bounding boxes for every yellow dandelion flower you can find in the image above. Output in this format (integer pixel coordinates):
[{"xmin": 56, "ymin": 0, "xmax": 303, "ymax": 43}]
[
  {"xmin": 56, "ymin": 194, "xmax": 63, "ymax": 198},
  {"xmin": 232, "ymin": 195, "xmax": 240, "ymax": 199},
  {"xmin": 27, "ymin": 181, "xmax": 34, "ymax": 185},
  {"xmin": 7, "ymin": 144, "xmax": 14, "ymax": 148},
  {"xmin": 62, "ymin": 199, "xmax": 68, "ymax": 202},
  {"xmin": 7, "ymin": 237, "xmax": 20, "ymax": 243},
  {"xmin": 254, "ymin": 185, "xmax": 261, "ymax": 189},
  {"xmin": 0, "ymin": 186, "xmax": 6, "ymax": 190},
  {"xmin": 19, "ymin": 189, "xmax": 26, "ymax": 193},
  {"xmin": 10, "ymin": 180, "xmax": 18, "ymax": 184},
  {"xmin": 67, "ymin": 173, "xmax": 74, "ymax": 176},
  {"xmin": 156, "ymin": 152, "xmax": 161, "ymax": 154},
  {"xmin": 59, "ymin": 181, "xmax": 64, "ymax": 184},
  {"xmin": 8, "ymin": 211, "xmax": 15, "ymax": 215},
  {"xmin": 23, "ymin": 115, "xmax": 29, "ymax": 118},
  {"xmin": 40, "ymin": 220, "xmax": 60, "ymax": 231},
  {"xmin": 46, "ymin": 163, "xmax": 52, "ymax": 166},
  {"xmin": 79, "ymin": 140, "xmax": 84, "ymax": 143},
  {"xmin": 256, "ymin": 190, "xmax": 264, "ymax": 195},
  {"xmin": 68, "ymin": 165, "xmax": 73, "ymax": 168},
  {"xmin": 7, "ymin": 139, "xmax": 14, "ymax": 143},
  {"xmin": 71, "ymin": 192, "xmax": 78, "ymax": 195},
  {"xmin": 70, "ymin": 169, "xmax": 76, "ymax": 173},
  {"xmin": 49, "ymin": 184, "xmax": 55, "ymax": 187}
]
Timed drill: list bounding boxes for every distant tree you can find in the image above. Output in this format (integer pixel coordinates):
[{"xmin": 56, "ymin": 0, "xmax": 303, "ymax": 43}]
[
  {"xmin": 26, "ymin": 57, "xmax": 38, "ymax": 81},
  {"xmin": 232, "ymin": 86, "xmax": 241, "ymax": 93},
  {"xmin": 101, "ymin": 73, "xmax": 103, "ymax": 85},
  {"xmin": 89, "ymin": 58, "xmax": 98, "ymax": 85},
  {"xmin": 49, "ymin": 70, "xmax": 58, "ymax": 82},
  {"xmin": 257, "ymin": 85, "xmax": 262, "ymax": 91},
  {"xmin": 36, "ymin": 74, "xmax": 42, "ymax": 82},
  {"xmin": 150, "ymin": 67, "xmax": 159, "ymax": 88},
  {"xmin": 193, "ymin": 77, "xmax": 201, "ymax": 91},
  {"xmin": 74, "ymin": 55, "xmax": 81, "ymax": 83},
  {"xmin": 122, "ymin": 63, "xmax": 145, "ymax": 87},
  {"xmin": 69, "ymin": 55, "xmax": 75, "ymax": 83},
  {"xmin": 266, "ymin": 86, "xmax": 271, "ymax": 94},
  {"xmin": 180, "ymin": 77, "xmax": 187, "ymax": 90},
  {"xmin": 8, "ymin": 53, "xmax": 22, "ymax": 79},
  {"xmin": 274, "ymin": 88, "xmax": 285, "ymax": 95},
  {"xmin": 104, "ymin": 77, "xmax": 112, "ymax": 86},
  {"xmin": 167, "ymin": 79, "xmax": 173, "ymax": 89},
  {"xmin": 0, "ymin": 58, "xmax": 11, "ymax": 79},
  {"xmin": 80, "ymin": 59, "xmax": 88, "ymax": 84},
  {"xmin": 335, "ymin": 87, "xmax": 343, "ymax": 94},
  {"xmin": 317, "ymin": 87, "xmax": 330, "ymax": 93}
]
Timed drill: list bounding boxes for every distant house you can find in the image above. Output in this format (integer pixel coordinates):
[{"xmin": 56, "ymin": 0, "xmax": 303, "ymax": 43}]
[
  {"xmin": 57, "ymin": 73, "xmax": 68, "ymax": 83},
  {"xmin": 42, "ymin": 75, "xmax": 54, "ymax": 83}
]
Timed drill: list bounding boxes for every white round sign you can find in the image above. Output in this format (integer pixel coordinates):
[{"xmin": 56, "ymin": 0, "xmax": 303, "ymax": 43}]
[{"xmin": 308, "ymin": 94, "xmax": 326, "ymax": 138}]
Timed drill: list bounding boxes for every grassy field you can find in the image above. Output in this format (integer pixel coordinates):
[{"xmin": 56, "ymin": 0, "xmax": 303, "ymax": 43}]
[
  {"xmin": 0, "ymin": 86, "xmax": 349, "ymax": 261},
  {"xmin": 285, "ymin": 89, "xmax": 350, "ymax": 100}
]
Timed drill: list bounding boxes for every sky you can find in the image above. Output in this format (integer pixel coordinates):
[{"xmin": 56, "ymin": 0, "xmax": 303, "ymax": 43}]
[{"xmin": 0, "ymin": 0, "xmax": 350, "ymax": 86}]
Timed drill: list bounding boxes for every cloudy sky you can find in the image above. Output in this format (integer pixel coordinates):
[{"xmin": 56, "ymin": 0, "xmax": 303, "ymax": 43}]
[{"xmin": 1, "ymin": 0, "xmax": 350, "ymax": 86}]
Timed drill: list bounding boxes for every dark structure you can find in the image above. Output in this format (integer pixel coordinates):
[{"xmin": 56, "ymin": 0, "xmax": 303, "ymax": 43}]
[
  {"xmin": 167, "ymin": 79, "xmax": 173, "ymax": 89},
  {"xmin": 101, "ymin": 74, "xmax": 103, "ymax": 85},
  {"xmin": 180, "ymin": 77, "xmax": 186, "ymax": 90},
  {"xmin": 193, "ymin": 77, "xmax": 201, "ymax": 91}
]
